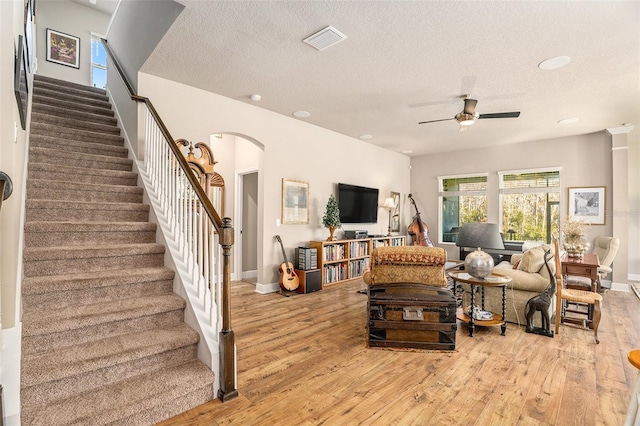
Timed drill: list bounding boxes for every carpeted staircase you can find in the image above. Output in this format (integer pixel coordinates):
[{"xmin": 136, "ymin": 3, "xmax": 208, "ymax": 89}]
[{"xmin": 21, "ymin": 75, "xmax": 215, "ymax": 425}]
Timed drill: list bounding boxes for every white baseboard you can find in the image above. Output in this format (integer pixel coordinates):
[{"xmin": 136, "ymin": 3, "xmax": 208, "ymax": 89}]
[
  {"xmin": 255, "ymin": 282, "xmax": 279, "ymax": 294},
  {"xmin": 629, "ymin": 273, "xmax": 640, "ymax": 282},
  {"xmin": 611, "ymin": 281, "xmax": 630, "ymax": 292},
  {"xmin": 242, "ymin": 270, "xmax": 257, "ymax": 279}
]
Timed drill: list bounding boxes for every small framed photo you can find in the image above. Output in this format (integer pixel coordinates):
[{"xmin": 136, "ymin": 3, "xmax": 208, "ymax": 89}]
[
  {"xmin": 390, "ymin": 191, "xmax": 400, "ymax": 232},
  {"xmin": 282, "ymin": 179, "xmax": 309, "ymax": 224},
  {"xmin": 568, "ymin": 186, "xmax": 606, "ymax": 225},
  {"xmin": 46, "ymin": 28, "xmax": 80, "ymax": 69}
]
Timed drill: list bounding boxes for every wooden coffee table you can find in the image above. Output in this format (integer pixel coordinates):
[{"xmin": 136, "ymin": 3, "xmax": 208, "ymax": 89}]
[{"xmin": 448, "ymin": 270, "xmax": 512, "ymax": 337}]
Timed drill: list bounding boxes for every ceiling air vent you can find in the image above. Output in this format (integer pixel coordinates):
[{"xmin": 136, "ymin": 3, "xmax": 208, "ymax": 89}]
[{"xmin": 303, "ymin": 26, "xmax": 347, "ymax": 51}]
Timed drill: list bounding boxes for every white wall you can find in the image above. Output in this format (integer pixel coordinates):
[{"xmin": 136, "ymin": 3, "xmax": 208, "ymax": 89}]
[
  {"xmin": 138, "ymin": 72, "xmax": 411, "ymax": 287},
  {"xmin": 410, "ymin": 132, "xmax": 615, "ymax": 263},
  {"xmin": 628, "ymin": 131, "xmax": 640, "ymax": 279},
  {"xmin": 36, "ymin": 0, "xmax": 110, "ymax": 85}
]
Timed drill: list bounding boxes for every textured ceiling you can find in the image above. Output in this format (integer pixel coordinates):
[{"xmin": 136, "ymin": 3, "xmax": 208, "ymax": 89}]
[{"xmin": 138, "ymin": 1, "xmax": 639, "ymax": 156}]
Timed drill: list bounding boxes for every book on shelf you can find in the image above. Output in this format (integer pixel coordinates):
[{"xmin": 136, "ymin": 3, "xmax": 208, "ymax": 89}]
[{"xmin": 297, "ymin": 247, "xmax": 317, "ymax": 270}]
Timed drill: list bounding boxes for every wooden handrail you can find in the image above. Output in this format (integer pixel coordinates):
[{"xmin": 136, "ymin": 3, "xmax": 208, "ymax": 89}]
[{"xmin": 100, "ymin": 38, "xmax": 237, "ymax": 401}]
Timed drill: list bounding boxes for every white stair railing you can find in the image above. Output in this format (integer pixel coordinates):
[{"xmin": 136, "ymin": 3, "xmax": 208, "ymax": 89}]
[{"xmin": 102, "ymin": 38, "xmax": 237, "ymax": 401}]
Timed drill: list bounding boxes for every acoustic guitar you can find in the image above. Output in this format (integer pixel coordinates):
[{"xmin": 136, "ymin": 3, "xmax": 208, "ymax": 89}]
[{"xmin": 275, "ymin": 235, "xmax": 300, "ymax": 291}]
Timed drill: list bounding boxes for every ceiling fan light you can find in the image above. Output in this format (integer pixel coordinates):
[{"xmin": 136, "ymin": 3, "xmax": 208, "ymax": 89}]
[{"xmin": 456, "ymin": 112, "xmax": 479, "ymax": 126}]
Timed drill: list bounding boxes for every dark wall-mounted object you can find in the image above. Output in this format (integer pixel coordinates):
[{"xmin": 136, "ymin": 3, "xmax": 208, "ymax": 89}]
[{"xmin": 14, "ymin": 35, "xmax": 29, "ymax": 130}]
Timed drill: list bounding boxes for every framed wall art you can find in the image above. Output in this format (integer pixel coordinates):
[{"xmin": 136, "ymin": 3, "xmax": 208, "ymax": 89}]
[
  {"xmin": 46, "ymin": 28, "xmax": 79, "ymax": 68},
  {"xmin": 14, "ymin": 35, "xmax": 28, "ymax": 130},
  {"xmin": 568, "ymin": 186, "xmax": 606, "ymax": 225},
  {"xmin": 390, "ymin": 191, "xmax": 400, "ymax": 232},
  {"xmin": 282, "ymin": 179, "xmax": 309, "ymax": 224}
]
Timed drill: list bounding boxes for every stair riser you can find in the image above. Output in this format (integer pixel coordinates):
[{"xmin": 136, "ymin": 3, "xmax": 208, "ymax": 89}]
[
  {"xmin": 22, "ymin": 279, "xmax": 173, "ymax": 314},
  {"xmin": 26, "ymin": 206, "xmax": 149, "ymax": 222},
  {"xmin": 119, "ymin": 386, "xmax": 214, "ymax": 426},
  {"xmin": 24, "ymin": 253, "xmax": 164, "ymax": 277},
  {"xmin": 32, "ymin": 103, "xmax": 118, "ymax": 126},
  {"xmin": 32, "ymin": 94, "xmax": 113, "ymax": 117},
  {"xmin": 32, "ymin": 113, "xmax": 121, "ymax": 136},
  {"xmin": 34, "ymin": 76, "xmax": 107, "ymax": 97},
  {"xmin": 29, "ymin": 150, "xmax": 133, "ymax": 172},
  {"xmin": 22, "ymin": 309, "xmax": 183, "ymax": 355},
  {"xmin": 33, "ymin": 84, "xmax": 110, "ymax": 105},
  {"xmin": 30, "ymin": 135, "xmax": 129, "ymax": 158},
  {"xmin": 30, "ymin": 122, "xmax": 124, "ymax": 147},
  {"xmin": 28, "ymin": 168, "xmax": 137, "ymax": 187},
  {"xmin": 24, "ymin": 229, "xmax": 157, "ymax": 248},
  {"xmin": 21, "ymin": 345, "xmax": 198, "ymax": 409},
  {"xmin": 27, "ymin": 187, "xmax": 143, "ymax": 204}
]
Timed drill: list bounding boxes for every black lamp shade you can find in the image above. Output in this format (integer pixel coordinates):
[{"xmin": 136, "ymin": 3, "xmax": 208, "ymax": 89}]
[{"xmin": 455, "ymin": 223, "xmax": 505, "ymax": 250}]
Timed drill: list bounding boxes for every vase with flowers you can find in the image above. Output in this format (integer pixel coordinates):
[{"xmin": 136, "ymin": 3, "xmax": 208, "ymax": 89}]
[{"xmin": 562, "ymin": 216, "xmax": 590, "ymax": 258}]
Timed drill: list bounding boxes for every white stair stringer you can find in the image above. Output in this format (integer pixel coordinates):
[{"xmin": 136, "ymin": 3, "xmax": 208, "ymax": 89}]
[{"xmin": 134, "ymin": 159, "xmax": 225, "ymax": 397}]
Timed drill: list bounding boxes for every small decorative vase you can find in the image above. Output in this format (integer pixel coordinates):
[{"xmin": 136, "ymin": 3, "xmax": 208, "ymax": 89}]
[
  {"xmin": 564, "ymin": 235, "xmax": 590, "ymax": 258},
  {"xmin": 464, "ymin": 248, "xmax": 494, "ymax": 278},
  {"xmin": 327, "ymin": 226, "xmax": 337, "ymax": 241}
]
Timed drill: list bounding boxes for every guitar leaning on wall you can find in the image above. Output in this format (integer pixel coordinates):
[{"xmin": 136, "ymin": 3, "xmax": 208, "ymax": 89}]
[{"xmin": 275, "ymin": 235, "xmax": 300, "ymax": 292}]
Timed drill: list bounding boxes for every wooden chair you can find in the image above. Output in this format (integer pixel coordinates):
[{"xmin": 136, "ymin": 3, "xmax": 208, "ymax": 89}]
[{"xmin": 554, "ymin": 238, "xmax": 603, "ymax": 344}]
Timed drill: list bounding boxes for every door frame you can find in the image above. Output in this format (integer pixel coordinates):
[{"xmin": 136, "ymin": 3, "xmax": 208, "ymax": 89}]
[{"xmin": 234, "ymin": 167, "xmax": 258, "ymax": 281}]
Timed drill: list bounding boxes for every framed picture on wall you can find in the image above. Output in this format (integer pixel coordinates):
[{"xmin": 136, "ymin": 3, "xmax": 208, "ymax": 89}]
[
  {"xmin": 568, "ymin": 186, "xmax": 606, "ymax": 225},
  {"xmin": 390, "ymin": 191, "xmax": 400, "ymax": 232},
  {"xmin": 282, "ymin": 179, "xmax": 309, "ymax": 224},
  {"xmin": 46, "ymin": 28, "xmax": 80, "ymax": 68},
  {"xmin": 14, "ymin": 35, "xmax": 28, "ymax": 130}
]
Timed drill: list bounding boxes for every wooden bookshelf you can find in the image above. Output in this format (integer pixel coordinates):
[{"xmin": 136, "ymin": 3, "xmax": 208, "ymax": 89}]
[{"xmin": 309, "ymin": 236, "xmax": 406, "ymax": 286}]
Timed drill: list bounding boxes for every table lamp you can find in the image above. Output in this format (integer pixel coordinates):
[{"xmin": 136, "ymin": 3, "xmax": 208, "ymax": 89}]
[
  {"xmin": 455, "ymin": 223, "xmax": 505, "ymax": 278},
  {"xmin": 382, "ymin": 197, "xmax": 396, "ymax": 236}
]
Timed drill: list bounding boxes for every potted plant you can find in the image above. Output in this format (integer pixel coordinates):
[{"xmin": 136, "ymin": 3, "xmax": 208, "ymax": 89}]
[{"xmin": 322, "ymin": 194, "xmax": 341, "ymax": 241}]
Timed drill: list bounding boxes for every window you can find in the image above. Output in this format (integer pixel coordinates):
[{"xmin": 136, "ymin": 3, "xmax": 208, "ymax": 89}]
[
  {"xmin": 439, "ymin": 174, "xmax": 487, "ymax": 243},
  {"xmin": 91, "ymin": 36, "xmax": 107, "ymax": 89},
  {"xmin": 499, "ymin": 169, "xmax": 560, "ymax": 243}
]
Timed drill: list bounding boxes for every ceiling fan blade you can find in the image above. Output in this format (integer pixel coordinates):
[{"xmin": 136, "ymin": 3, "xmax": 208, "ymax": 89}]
[
  {"xmin": 478, "ymin": 112, "xmax": 521, "ymax": 119},
  {"xmin": 418, "ymin": 118, "xmax": 456, "ymax": 125},
  {"xmin": 463, "ymin": 98, "xmax": 478, "ymax": 115}
]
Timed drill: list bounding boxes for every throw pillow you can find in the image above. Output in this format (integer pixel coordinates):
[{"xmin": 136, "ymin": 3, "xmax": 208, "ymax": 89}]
[{"xmin": 517, "ymin": 245, "xmax": 551, "ymax": 273}]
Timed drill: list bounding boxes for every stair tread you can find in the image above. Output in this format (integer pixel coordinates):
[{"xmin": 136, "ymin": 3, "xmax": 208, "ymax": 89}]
[
  {"xmin": 29, "ymin": 162, "xmax": 137, "ymax": 180},
  {"xmin": 22, "ymin": 360, "xmax": 214, "ymax": 426},
  {"xmin": 30, "ymin": 146, "xmax": 133, "ymax": 165},
  {"xmin": 34, "ymin": 75, "xmax": 108, "ymax": 96},
  {"xmin": 30, "ymin": 122, "xmax": 124, "ymax": 145},
  {"xmin": 28, "ymin": 178, "xmax": 143, "ymax": 194},
  {"xmin": 32, "ymin": 103, "xmax": 118, "ymax": 125},
  {"xmin": 22, "ymin": 324, "xmax": 197, "ymax": 385},
  {"xmin": 30, "ymin": 134, "xmax": 129, "ymax": 155},
  {"xmin": 22, "ymin": 266, "xmax": 174, "ymax": 294},
  {"xmin": 22, "ymin": 293, "xmax": 186, "ymax": 337},
  {"xmin": 23, "ymin": 243, "xmax": 165, "ymax": 261},
  {"xmin": 25, "ymin": 221, "xmax": 156, "ymax": 233},
  {"xmin": 26, "ymin": 199, "xmax": 149, "ymax": 211}
]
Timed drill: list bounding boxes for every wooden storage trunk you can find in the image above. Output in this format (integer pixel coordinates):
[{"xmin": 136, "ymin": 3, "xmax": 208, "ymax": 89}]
[{"xmin": 367, "ymin": 282, "xmax": 457, "ymax": 350}]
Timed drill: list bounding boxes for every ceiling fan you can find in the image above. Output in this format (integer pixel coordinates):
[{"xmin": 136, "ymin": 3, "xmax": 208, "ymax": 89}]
[{"xmin": 418, "ymin": 96, "xmax": 520, "ymax": 127}]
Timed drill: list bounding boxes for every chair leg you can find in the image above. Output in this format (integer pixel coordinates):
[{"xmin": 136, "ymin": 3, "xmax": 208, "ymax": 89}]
[
  {"xmin": 555, "ymin": 299, "xmax": 562, "ymax": 336},
  {"xmin": 593, "ymin": 300, "xmax": 602, "ymax": 344}
]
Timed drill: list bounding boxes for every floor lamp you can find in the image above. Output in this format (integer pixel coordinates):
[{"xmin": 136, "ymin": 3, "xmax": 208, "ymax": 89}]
[{"xmin": 383, "ymin": 197, "xmax": 396, "ymax": 237}]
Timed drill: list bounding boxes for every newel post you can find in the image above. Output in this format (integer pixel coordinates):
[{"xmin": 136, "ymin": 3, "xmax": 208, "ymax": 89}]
[{"xmin": 218, "ymin": 217, "xmax": 238, "ymax": 401}]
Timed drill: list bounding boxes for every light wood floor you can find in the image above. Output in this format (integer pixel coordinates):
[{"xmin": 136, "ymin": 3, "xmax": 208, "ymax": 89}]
[{"xmin": 159, "ymin": 279, "xmax": 640, "ymax": 425}]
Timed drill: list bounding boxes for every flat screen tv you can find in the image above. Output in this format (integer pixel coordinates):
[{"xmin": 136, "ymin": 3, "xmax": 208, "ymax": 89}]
[{"xmin": 337, "ymin": 183, "xmax": 379, "ymax": 223}]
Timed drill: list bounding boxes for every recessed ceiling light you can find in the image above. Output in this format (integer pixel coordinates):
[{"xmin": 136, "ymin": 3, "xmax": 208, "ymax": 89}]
[
  {"xmin": 538, "ymin": 56, "xmax": 571, "ymax": 70},
  {"xmin": 359, "ymin": 134, "xmax": 373, "ymax": 140},
  {"xmin": 293, "ymin": 110, "xmax": 310, "ymax": 118},
  {"xmin": 250, "ymin": 94, "xmax": 261, "ymax": 102},
  {"xmin": 558, "ymin": 117, "xmax": 579, "ymax": 124}
]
